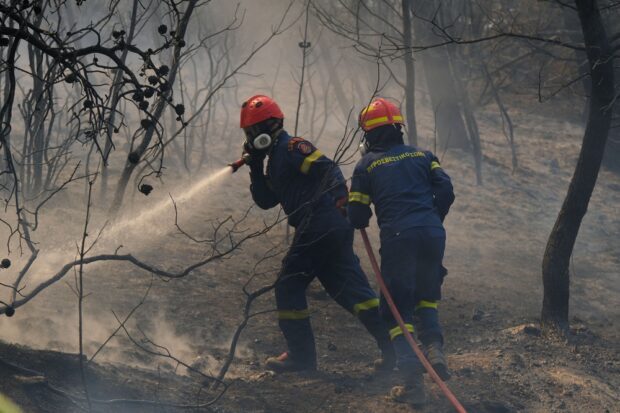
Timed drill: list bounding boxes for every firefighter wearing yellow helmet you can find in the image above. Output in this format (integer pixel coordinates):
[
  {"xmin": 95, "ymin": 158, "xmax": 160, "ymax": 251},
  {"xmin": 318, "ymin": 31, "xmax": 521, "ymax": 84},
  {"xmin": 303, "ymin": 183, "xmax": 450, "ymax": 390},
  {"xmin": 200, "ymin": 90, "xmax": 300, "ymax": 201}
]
[{"xmin": 349, "ymin": 97, "xmax": 455, "ymax": 405}]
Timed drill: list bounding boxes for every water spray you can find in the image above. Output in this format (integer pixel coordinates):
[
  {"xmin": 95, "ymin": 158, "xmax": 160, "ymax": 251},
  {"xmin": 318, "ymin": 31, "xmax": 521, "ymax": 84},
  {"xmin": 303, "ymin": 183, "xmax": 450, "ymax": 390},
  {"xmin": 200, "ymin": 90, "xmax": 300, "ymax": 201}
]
[
  {"xmin": 104, "ymin": 166, "xmax": 234, "ymax": 239},
  {"xmin": 228, "ymin": 153, "xmax": 251, "ymax": 173},
  {"xmin": 0, "ymin": 165, "xmax": 236, "ymax": 324}
]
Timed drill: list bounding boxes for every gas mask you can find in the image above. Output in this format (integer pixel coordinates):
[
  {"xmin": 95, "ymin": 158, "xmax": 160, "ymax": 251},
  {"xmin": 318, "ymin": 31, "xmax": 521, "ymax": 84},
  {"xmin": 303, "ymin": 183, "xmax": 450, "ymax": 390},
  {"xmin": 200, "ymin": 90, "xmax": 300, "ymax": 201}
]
[
  {"xmin": 243, "ymin": 120, "xmax": 281, "ymax": 152},
  {"xmin": 244, "ymin": 126, "xmax": 272, "ymax": 151},
  {"xmin": 248, "ymin": 133, "xmax": 272, "ymax": 150},
  {"xmin": 359, "ymin": 124, "xmax": 403, "ymax": 155}
]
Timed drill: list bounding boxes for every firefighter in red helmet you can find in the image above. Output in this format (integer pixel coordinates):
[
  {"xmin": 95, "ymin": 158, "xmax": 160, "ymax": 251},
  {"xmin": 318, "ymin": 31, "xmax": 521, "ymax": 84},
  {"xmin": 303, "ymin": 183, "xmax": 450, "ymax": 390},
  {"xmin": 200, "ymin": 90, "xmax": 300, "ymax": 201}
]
[
  {"xmin": 349, "ymin": 97, "xmax": 455, "ymax": 405},
  {"xmin": 239, "ymin": 95, "xmax": 394, "ymax": 373}
]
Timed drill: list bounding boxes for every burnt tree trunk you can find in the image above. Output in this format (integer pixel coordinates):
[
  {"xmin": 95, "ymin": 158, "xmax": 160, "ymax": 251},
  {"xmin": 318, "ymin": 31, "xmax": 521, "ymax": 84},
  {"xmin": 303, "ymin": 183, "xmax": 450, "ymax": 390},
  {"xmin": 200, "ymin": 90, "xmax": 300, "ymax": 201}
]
[
  {"xmin": 411, "ymin": 0, "xmax": 469, "ymax": 151},
  {"xmin": 401, "ymin": 0, "xmax": 417, "ymax": 145},
  {"xmin": 443, "ymin": 17, "xmax": 483, "ymax": 183},
  {"xmin": 319, "ymin": 39, "xmax": 350, "ymax": 122},
  {"xmin": 602, "ymin": 19, "xmax": 620, "ymax": 171},
  {"xmin": 28, "ymin": 44, "xmax": 45, "ymax": 194},
  {"xmin": 541, "ymin": 0, "xmax": 615, "ymax": 335},
  {"xmin": 483, "ymin": 63, "xmax": 517, "ymax": 172},
  {"xmin": 563, "ymin": 4, "xmax": 592, "ymax": 124}
]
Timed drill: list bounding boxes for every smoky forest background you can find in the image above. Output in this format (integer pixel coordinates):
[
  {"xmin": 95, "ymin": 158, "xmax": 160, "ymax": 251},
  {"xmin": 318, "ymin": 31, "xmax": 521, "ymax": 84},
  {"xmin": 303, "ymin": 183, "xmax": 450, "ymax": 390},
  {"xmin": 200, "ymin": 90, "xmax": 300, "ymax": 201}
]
[{"xmin": 0, "ymin": 0, "xmax": 618, "ymax": 412}]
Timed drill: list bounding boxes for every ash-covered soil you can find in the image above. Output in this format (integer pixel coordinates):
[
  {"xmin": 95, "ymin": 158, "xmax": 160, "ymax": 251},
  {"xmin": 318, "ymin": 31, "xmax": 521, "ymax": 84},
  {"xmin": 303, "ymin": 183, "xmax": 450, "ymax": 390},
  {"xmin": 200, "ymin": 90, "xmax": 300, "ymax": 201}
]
[{"xmin": 0, "ymin": 106, "xmax": 618, "ymax": 412}]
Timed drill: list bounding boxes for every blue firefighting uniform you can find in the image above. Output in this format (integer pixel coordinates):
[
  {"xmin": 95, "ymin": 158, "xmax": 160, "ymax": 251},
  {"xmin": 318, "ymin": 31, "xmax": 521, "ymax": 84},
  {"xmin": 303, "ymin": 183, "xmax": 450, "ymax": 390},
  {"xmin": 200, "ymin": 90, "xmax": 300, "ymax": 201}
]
[
  {"xmin": 348, "ymin": 142, "xmax": 454, "ymax": 373},
  {"xmin": 249, "ymin": 130, "xmax": 391, "ymax": 366}
]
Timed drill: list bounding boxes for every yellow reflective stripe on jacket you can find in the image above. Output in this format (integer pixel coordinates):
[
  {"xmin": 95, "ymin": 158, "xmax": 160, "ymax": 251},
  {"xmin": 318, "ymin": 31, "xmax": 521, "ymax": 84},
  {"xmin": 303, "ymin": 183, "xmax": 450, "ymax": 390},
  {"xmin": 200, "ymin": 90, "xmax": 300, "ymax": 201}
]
[
  {"xmin": 353, "ymin": 298, "xmax": 379, "ymax": 315},
  {"xmin": 389, "ymin": 323, "xmax": 414, "ymax": 340},
  {"xmin": 392, "ymin": 115, "xmax": 403, "ymax": 122},
  {"xmin": 278, "ymin": 309, "xmax": 311, "ymax": 320},
  {"xmin": 363, "ymin": 116, "xmax": 388, "ymax": 128},
  {"xmin": 431, "ymin": 161, "xmax": 441, "ymax": 170},
  {"xmin": 349, "ymin": 191, "xmax": 371, "ymax": 205},
  {"xmin": 415, "ymin": 300, "xmax": 438, "ymax": 310},
  {"xmin": 300, "ymin": 150, "xmax": 323, "ymax": 174},
  {"xmin": 0, "ymin": 394, "xmax": 21, "ymax": 413}
]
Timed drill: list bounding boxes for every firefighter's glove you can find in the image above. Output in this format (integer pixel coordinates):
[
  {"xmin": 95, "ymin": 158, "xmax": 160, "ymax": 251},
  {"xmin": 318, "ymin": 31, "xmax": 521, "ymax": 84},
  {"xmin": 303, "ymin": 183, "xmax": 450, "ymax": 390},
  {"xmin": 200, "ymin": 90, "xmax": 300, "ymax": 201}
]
[
  {"xmin": 243, "ymin": 142, "xmax": 266, "ymax": 169},
  {"xmin": 335, "ymin": 196, "xmax": 348, "ymax": 217}
]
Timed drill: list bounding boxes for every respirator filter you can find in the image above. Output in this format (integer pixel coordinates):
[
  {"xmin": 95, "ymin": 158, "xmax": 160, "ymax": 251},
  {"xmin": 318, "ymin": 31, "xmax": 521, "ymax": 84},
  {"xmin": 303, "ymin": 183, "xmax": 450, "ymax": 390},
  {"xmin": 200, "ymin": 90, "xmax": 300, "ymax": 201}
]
[
  {"xmin": 359, "ymin": 140, "xmax": 369, "ymax": 156},
  {"xmin": 253, "ymin": 133, "xmax": 272, "ymax": 150}
]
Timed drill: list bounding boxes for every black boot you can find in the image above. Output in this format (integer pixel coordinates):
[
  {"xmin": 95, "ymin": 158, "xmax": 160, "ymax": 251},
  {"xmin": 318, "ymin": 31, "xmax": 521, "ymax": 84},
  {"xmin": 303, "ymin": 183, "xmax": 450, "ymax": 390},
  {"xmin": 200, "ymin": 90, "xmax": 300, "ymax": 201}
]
[
  {"xmin": 390, "ymin": 370, "xmax": 427, "ymax": 406},
  {"xmin": 274, "ymin": 317, "xmax": 317, "ymax": 373},
  {"xmin": 359, "ymin": 307, "xmax": 396, "ymax": 371},
  {"xmin": 390, "ymin": 334, "xmax": 427, "ymax": 406},
  {"xmin": 425, "ymin": 341, "xmax": 451, "ymax": 381},
  {"xmin": 373, "ymin": 340, "xmax": 396, "ymax": 372},
  {"xmin": 265, "ymin": 351, "xmax": 317, "ymax": 373}
]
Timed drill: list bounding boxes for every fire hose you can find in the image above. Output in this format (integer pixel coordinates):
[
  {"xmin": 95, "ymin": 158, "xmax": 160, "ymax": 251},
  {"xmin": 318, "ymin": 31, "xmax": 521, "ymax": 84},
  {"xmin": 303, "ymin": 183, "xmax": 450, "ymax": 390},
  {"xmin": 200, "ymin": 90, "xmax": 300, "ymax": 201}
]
[
  {"xmin": 228, "ymin": 150, "xmax": 466, "ymax": 411},
  {"xmin": 359, "ymin": 228, "xmax": 467, "ymax": 413}
]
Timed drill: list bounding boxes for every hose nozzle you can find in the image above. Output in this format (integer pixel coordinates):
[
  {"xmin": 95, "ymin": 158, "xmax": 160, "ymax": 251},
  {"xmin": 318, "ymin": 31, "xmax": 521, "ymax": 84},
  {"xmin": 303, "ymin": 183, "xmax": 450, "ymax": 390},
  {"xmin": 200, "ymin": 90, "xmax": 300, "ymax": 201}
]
[{"xmin": 228, "ymin": 153, "xmax": 252, "ymax": 173}]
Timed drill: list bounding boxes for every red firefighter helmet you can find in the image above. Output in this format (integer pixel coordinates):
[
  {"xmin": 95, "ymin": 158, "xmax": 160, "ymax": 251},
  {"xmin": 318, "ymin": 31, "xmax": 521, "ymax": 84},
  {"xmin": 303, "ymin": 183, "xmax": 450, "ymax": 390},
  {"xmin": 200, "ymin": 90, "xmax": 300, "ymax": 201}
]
[
  {"xmin": 240, "ymin": 95, "xmax": 284, "ymax": 128},
  {"xmin": 358, "ymin": 97, "xmax": 404, "ymax": 132}
]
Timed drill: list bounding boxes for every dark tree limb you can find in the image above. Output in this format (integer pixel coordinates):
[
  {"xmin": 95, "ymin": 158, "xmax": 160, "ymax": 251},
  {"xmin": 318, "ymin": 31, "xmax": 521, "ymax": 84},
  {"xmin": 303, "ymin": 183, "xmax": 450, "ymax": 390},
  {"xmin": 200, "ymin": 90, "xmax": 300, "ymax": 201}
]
[{"xmin": 541, "ymin": 0, "xmax": 615, "ymax": 336}]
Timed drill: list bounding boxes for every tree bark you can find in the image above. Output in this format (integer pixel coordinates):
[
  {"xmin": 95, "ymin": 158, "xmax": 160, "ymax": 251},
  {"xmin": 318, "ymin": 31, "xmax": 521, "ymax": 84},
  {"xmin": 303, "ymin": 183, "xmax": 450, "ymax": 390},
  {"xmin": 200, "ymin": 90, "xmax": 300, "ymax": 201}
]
[
  {"xmin": 401, "ymin": 0, "xmax": 417, "ymax": 145},
  {"xmin": 28, "ymin": 46, "xmax": 45, "ymax": 194},
  {"xmin": 443, "ymin": 14, "xmax": 483, "ymax": 184},
  {"xmin": 483, "ymin": 64, "xmax": 517, "ymax": 172},
  {"xmin": 319, "ymin": 38, "xmax": 354, "ymax": 124},
  {"xmin": 541, "ymin": 0, "xmax": 615, "ymax": 335},
  {"xmin": 606, "ymin": 106, "xmax": 620, "ymax": 172},
  {"xmin": 410, "ymin": 0, "xmax": 469, "ymax": 151},
  {"xmin": 602, "ymin": 21, "xmax": 620, "ymax": 172},
  {"xmin": 562, "ymin": 3, "xmax": 591, "ymax": 124}
]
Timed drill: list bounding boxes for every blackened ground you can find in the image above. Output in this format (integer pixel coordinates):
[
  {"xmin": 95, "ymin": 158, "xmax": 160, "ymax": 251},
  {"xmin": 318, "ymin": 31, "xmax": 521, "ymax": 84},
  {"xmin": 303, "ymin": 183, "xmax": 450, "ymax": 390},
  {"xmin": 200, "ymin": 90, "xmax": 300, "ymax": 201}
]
[{"xmin": 0, "ymin": 106, "xmax": 618, "ymax": 412}]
